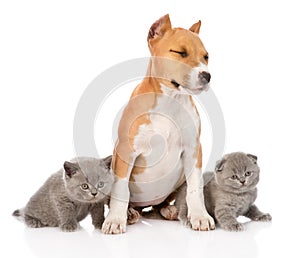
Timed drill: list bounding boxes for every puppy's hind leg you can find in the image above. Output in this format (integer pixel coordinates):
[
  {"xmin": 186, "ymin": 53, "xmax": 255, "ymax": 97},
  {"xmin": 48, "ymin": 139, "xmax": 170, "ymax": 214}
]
[
  {"xmin": 160, "ymin": 205, "xmax": 178, "ymax": 220},
  {"xmin": 127, "ymin": 207, "xmax": 142, "ymax": 225},
  {"xmin": 157, "ymin": 192, "xmax": 179, "ymax": 220}
]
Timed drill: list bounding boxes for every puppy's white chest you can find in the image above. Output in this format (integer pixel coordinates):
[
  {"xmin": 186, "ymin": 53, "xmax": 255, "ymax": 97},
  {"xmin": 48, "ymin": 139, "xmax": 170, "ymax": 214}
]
[
  {"xmin": 130, "ymin": 87, "xmax": 200, "ymax": 206},
  {"xmin": 133, "ymin": 88, "xmax": 200, "ymax": 156}
]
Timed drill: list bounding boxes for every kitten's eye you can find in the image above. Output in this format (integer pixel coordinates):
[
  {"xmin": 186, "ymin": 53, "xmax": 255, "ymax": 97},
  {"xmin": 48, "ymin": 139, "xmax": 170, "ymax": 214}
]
[
  {"xmin": 98, "ymin": 181, "xmax": 105, "ymax": 188},
  {"xmin": 81, "ymin": 183, "xmax": 89, "ymax": 190},
  {"xmin": 245, "ymin": 171, "xmax": 252, "ymax": 176},
  {"xmin": 231, "ymin": 175, "xmax": 238, "ymax": 180}
]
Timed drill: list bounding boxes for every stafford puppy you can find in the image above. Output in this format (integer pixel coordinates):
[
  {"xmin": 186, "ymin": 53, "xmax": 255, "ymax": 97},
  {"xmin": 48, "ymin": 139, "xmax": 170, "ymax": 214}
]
[{"xmin": 102, "ymin": 14, "xmax": 215, "ymax": 234}]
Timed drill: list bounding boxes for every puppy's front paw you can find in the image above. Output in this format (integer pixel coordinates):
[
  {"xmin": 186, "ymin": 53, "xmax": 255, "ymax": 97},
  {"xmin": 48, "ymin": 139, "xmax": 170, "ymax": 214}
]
[
  {"xmin": 253, "ymin": 213, "xmax": 272, "ymax": 222},
  {"xmin": 102, "ymin": 216, "xmax": 126, "ymax": 234},
  {"xmin": 223, "ymin": 222, "xmax": 244, "ymax": 232},
  {"xmin": 189, "ymin": 213, "xmax": 215, "ymax": 231}
]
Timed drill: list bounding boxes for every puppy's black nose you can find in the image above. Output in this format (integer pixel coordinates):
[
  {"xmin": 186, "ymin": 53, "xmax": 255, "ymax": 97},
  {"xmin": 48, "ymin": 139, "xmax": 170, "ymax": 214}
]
[{"xmin": 198, "ymin": 71, "xmax": 211, "ymax": 84}]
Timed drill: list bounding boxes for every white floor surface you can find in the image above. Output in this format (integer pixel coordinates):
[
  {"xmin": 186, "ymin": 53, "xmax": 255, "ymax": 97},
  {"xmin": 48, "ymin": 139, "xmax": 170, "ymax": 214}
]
[{"xmin": 5, "ymin": 213, "xmax": 297, "ymax": 258}]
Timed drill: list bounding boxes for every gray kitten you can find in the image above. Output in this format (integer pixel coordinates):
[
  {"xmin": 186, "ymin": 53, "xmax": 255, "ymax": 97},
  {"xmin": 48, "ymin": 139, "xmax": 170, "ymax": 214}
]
[
  {"xmin": 174, "ymin": 152, "xmax": 272, "ymax": 231},
  {"xmin": 13, "ymin": 156, "xmax": 114, "ymax": 232}
]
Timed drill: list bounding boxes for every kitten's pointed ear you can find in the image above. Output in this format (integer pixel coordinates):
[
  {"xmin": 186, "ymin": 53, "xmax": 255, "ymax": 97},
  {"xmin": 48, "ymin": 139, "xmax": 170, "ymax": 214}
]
[
  {"xmin": 189, "ymin": 20, "xmax": 201, "ymax": 34},
  {"xmin": 102, "ymin": 155, "xmax": 112, "ymax": 169},
  {"xmin": 63, "ymin": 161, "xmax": 80, "ymax": 178},
  {"xmin": 215, "ymin": 159, "xmax": 225, "ymax": 172},
  {"xmin": 148, "ymin": 14, "xmax": 172, "ymax": 42},
  {"xmin": 247, "ymin": 154, "xmax": 258, "ymax": 164}
]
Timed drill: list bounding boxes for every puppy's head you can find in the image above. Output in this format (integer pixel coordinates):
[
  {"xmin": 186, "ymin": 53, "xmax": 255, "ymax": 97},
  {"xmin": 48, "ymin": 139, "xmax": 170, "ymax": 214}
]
[{"xmin": 148, "ymin": 14, "xmax": 210, "ymax": 94}]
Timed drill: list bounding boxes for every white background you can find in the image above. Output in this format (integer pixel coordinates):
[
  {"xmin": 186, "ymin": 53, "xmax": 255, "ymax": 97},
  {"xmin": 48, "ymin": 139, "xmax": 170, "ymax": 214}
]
[{"xmin": 1, "ymin": 0, "xmax": 299, "ymax": 257}]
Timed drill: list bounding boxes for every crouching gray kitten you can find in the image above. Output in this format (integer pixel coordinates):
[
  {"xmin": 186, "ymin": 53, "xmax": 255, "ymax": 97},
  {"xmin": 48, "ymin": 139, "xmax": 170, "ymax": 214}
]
[
  {"xmin": 174, "ymin": 152, "xmax": 272, "ymax": 231},
  {"xmin": 13, "ymin": 156, "xmax": 114, "ymax": 232}
]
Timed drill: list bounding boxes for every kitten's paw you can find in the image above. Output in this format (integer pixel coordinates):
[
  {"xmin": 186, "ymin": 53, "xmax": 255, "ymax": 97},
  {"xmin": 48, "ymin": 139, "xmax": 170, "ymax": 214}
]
[
  {"xmin": 223, "ymin": 222, "xmax": 244, "ymax": 232},
  {"xmin": 60, "ymin": 222, "xmax": 78, "ymax": 232},
  {"xmin": 179, "ymin": 216, "xmax": 192, "ymax": 228},
  {"xmin": 94, "ymin": 225, "xmax": 102, "ymax": 230},
  {"xmin": 189, "ymin": 213, "xmax": 215, "ymax": 231},
  {"xmin": 102, "ymin": 216, "xmax": 126, "ymax": 234},
  {"xmin": 127, "ymin": 208, "xmax": 140, "ymax": 225},
  {"xmin": 253, "ymin": 213, "xmax": 272, "ymax": 222},
  {"xmin": 26, "ymin": 219, "xmax": 44, "ymax": 228},
  {"xmin": 93, "ymin": 221, "xmax": 104, "ymax": 230},
  {"xmin": 25, "ymin": 216, "xmax": 44, "ymax": 228},
  {"xmin": 160, "ymin": 206, "xmax": 178, "ymax": 220}
]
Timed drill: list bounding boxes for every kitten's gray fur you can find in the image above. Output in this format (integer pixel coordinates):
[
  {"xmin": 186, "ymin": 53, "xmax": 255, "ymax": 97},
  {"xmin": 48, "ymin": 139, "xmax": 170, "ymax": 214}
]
[
  {"xmin": 13, "ymin": 156, "xmax": 114, "ymax": 232},
  {"xmin": 175, "ymin": 152, "xmax": 272, "ymax": 231}
]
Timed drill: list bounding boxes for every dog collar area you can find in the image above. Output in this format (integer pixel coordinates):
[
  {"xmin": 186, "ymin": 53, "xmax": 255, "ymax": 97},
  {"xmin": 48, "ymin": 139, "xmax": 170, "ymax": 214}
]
[{"xmin": 171, "ymin": 80, "xmax": 180, "ymax": 88}]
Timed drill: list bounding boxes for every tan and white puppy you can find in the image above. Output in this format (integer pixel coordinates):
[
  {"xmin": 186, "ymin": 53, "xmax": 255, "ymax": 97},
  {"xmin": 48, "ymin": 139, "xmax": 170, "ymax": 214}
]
[{"xmin": 102, "ymin": 14, "xmax": 215, "ymax": 234}]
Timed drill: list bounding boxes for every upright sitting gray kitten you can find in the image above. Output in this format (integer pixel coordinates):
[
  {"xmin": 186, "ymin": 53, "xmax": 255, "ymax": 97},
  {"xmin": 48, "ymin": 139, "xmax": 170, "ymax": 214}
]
[
  {"xmin": 13, "ymin": 156, "xmax": 114, "ymax": 232},
  {"xmin": 175, "ymin": 152, "xmax": 272, "ymax": 231}
]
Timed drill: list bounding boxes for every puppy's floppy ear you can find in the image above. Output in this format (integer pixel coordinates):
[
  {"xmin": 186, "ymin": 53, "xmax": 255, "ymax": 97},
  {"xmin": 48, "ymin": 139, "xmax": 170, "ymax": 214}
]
[
  {"xmin": 189, "ymin": 20, "xmax": 201, "ymax": 34},
  {"xmin": 63, "ymin": 161, "xmax": 80, "ymax": 178},
  {"xmin": 247, "ymin": 154, "xmax": 258, "ymax": 164},
  {"xmin": 148, "ymin": 14, "xmax": 172, "ymax": 42},
  {"xmin": 215, "ymin": 159, "xmax": 225, "ymax": 172},
  {"xmin": 102, "ymin": 155, "xmax": 112, "ymax": 169}
]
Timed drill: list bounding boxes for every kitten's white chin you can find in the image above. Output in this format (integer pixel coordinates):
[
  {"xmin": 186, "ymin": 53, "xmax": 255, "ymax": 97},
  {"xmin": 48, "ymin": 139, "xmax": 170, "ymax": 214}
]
[{"xmin": 88, "ymin": 196, "xmax": 106, "ymax": 203}]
